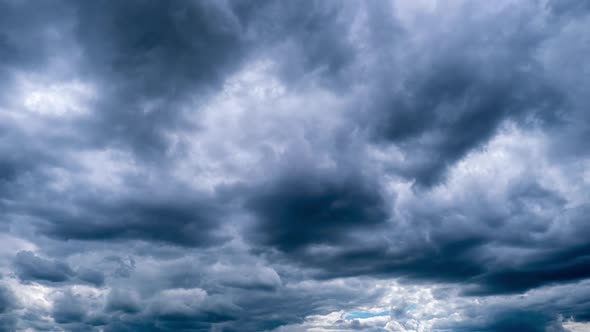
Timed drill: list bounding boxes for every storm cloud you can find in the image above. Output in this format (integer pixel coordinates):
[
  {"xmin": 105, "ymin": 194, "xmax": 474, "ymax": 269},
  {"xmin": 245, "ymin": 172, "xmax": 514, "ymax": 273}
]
[{"xmin": 1, "ymin": 0, "xmax": 590, "ymax": 331}]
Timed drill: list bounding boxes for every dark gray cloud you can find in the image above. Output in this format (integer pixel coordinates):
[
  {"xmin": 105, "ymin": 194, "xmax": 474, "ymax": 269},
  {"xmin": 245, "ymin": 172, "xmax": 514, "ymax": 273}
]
[
  {"xmin": 52, "ymin": 291, "xmax": 87, "ymax": 325},
  {"xmin": 0, "ymin": 0, "xmax": 73, "ymax": 95},
  {"xmin": 248, "ymin": 180, "xmax": 590, "ymax": 297},
  {"xmin": 361, "ymin": 1, "xmax": 564, "ymax": 187},
  {"xmin": 13, "ymin": 251, "xmax": 106, "ymax": 287},
  {"xmin": 105, "ymin": 289, "xmax": 141, "ymax": 314},
  {"xmin": 246, "ymin": 168, "xmax": 388, "ymax": 251},
  {"xmin": 0, "ymin": 285, "xmax": 16, "ymax": 315},
  {"xmin": 14, "ymin": 251, "xmax": 75, "ymax": 283},
  {"xmin": 35, "ymin": 191, "xmax": 228, "ymax": 247},
  {"xmin": 0, "ymin": 285, "xmax": 17, "ymax": 332},
  {"xmin": 548, "ymin": 0, "xmax": 590, "ymax": 16},
  {"xmin": 77, "ymin": 268, "xmax": 106, "ymax": 287},
  {"xmin": 447, "ymin": 310, "xmax": 566, "ymax": 332},
  {"xmin": 63, "ymin": 0, "xmax": 359, "ymax": 159},
  {"xmin": 369, "ymin": 62, "xmax": 562, "ymax": 187},
  {"xmin": 68, "ymin": 0, "xmax": 252, "ymax": 157},
  {"xmin": 1, "ymin": 0, "xmax": 590, "ymax": 331}
]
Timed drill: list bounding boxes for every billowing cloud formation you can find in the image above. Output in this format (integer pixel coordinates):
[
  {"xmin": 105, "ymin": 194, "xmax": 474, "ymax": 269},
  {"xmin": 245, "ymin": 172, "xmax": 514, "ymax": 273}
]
[
  {"xmin": 246, "ymin": 169, "xmax": 388, "ymax": 251},
  {"xmin": 14, "ymin": 251, "xmax": 75, "ymax": 283},
  {"xmin": 1, "ymin": 0, "xmax": 590, "ymax": 331}
]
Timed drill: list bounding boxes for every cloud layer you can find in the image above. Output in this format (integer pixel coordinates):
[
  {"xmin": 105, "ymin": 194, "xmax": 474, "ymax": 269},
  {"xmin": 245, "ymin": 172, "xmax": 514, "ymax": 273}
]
[{"xmin": 1, "ymin": 0, "xmax": 590, "ymax": 331}]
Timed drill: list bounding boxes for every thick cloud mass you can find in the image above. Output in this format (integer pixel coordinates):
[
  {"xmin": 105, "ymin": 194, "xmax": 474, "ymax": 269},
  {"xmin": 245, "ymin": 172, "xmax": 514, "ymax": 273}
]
[
  {"xmin": 1, "ymin": 0, "xmax": 590, "ymax": 331},
  {"xmin": 246, "ymin": 170, "xmax": 388, "ymax": 251},
  {"xmin": 14, "ymin": 251, "xmax": 75, "ymax": 283},
  {"xmin": 70, "ymin": 0, "xmax": 252, "ymax": 157}
]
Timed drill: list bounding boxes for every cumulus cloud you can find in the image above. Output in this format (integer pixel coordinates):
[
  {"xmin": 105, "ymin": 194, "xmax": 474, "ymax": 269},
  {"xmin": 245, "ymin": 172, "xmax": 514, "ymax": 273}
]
[
  {"xmin": 0, "ymin": 0, "xmax": 589, "ymax": 331},
  {"xmin": 13, "ymin": 251, "xmax": 75, "ymax": 283}
]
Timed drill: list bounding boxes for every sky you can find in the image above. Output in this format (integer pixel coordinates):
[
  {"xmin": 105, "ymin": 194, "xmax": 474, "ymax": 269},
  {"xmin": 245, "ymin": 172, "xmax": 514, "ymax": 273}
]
[{"xmin": 1, "ymin": 0, "xmax": 590, "ymax": 331}]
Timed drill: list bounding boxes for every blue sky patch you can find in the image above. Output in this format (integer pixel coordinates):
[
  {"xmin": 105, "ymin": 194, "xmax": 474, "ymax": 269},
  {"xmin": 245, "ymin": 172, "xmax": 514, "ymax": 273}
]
[{"xmin": 345, "ymin": 311, "xmax": 389, "ymax": 320}]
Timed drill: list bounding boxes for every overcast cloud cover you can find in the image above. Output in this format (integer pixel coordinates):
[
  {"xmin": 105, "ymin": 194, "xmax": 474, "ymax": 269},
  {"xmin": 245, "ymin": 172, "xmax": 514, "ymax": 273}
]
[{"xmin": 1, "ymin": 0, "xmax": 590, "ymax": 331}]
